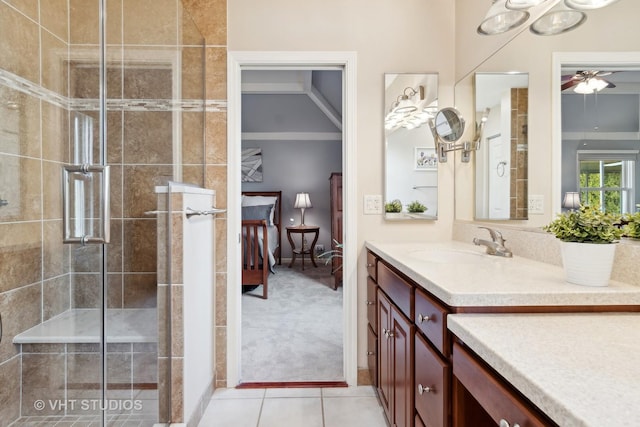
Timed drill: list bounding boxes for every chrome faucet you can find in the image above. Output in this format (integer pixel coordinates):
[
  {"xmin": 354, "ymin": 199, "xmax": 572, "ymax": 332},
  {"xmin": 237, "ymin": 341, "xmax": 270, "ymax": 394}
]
[{"xmin": 473, "ymin": 227, "xmax": 513, "ymax": 258}]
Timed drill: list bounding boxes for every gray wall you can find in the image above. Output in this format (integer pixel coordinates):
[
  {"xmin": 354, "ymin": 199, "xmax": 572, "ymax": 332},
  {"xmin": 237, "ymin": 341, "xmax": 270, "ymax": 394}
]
[{"xmin": 242, "ymin": 139, "xmax": 342, "ymax": 259}]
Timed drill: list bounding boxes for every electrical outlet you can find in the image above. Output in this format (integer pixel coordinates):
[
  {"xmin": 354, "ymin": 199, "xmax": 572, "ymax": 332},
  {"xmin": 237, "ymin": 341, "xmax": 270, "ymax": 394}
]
[
  {"xmin": 364, "ymin": 195, "xmax": 383, "ymax": 214},
  {"xmin": 528, "ymin": 195, "xmax": 544, "ymax": 215}
]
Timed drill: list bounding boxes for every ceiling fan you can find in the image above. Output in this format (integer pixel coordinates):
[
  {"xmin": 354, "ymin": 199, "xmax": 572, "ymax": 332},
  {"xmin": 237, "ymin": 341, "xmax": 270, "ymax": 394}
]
[{"xmin": 561, "ymin": 70, "xmax": 616, "ymax": 93}]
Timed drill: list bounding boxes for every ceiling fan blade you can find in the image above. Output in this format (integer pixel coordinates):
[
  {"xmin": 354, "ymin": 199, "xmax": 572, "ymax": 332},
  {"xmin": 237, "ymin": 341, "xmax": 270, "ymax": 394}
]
[
  {"xmin": 561, "ymin": 80, "xmax": 580, "ymax": 91},
  {"xmin": 605, "ymin": 81, "xmax": 616, "ymax": 88}
]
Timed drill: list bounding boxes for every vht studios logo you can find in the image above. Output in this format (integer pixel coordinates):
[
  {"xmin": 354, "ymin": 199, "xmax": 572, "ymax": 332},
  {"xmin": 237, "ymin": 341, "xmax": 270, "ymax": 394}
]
[{"xmin": 33, "ymin": 399, "xmax": 143, "ymax": 411}]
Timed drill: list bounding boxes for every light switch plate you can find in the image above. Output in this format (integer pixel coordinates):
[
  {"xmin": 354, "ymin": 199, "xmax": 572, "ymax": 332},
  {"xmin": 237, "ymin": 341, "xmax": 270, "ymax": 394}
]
[
  {"xmin": 528, "ymin": 195, "xmax": 544, "ymax": 215},
  {"xmin": 364, "ymin": 195, "xmax": 383, "ymax": 214}
]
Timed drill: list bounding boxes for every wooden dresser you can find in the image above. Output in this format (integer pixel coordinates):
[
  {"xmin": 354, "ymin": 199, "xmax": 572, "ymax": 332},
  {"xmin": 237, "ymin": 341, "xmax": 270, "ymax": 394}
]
[{"xmin": 329, "ymin": 172, "xmax": 343, "ymax": 289}]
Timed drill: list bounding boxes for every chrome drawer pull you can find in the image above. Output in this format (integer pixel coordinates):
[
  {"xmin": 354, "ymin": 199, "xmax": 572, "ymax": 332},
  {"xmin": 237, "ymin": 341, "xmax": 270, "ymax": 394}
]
[
  {"xmin": 366, "ymin": 263, "xmax": 374, "ymax": 267},
  {"xmin": 367, "ymin": 351, "xmax": 375, "ymax": 356},
  {"xmin": 417, "ymin": 384, "xmax": 434, "ymax": 395},
  {"xmin": 499, "ymin": 420, "xmax": 520, "ymax": 427},
  {"xmin": 418, "ymin": 313, "xmax": 433, "ymax": 323},
  {"xmin": 366, "ymin": 300, "xmax": 374, "ymax": 306}
]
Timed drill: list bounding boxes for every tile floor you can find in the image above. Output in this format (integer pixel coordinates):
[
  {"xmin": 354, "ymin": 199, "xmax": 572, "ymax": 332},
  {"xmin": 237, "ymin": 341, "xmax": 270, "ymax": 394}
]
[{"xmin": 197, "ymin": 386, "xmax": 388, "ymax": 427}]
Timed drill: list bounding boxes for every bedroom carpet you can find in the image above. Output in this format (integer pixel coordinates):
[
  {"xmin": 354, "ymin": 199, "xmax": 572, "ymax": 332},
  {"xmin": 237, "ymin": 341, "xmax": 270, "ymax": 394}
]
[{"xmin": 241, "ymin": 262, "xmax": 344, "ymax": 383}]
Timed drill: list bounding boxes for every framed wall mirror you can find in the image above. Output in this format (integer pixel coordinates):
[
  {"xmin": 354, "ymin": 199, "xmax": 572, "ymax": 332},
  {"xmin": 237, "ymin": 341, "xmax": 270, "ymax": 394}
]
[
  {"xmin": 474, "ymin": 72, "xmax": 529, "ymax": 220},
  {"xmin": 384, "ymin": 73, "xmax": 439, "ymax": 220}
]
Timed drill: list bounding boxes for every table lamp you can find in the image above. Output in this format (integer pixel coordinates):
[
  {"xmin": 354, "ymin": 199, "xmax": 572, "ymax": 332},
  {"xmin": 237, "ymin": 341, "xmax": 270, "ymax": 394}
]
[{"xmin": 294, "ymin": 192, "xmax": 312, "ymax": 225}]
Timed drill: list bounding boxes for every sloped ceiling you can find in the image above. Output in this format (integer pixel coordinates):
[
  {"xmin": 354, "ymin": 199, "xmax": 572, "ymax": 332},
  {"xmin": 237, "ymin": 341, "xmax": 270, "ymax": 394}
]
[{"xmin": 241, "ymin": 70, "xmax": 343, "ymax": 141}]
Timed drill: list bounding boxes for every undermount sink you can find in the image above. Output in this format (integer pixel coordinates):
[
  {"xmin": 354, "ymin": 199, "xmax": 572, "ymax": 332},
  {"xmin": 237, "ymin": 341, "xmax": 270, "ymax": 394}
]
[{"xmin": 408, "ymin": 248, "xmax": 486, "ymax": 264}]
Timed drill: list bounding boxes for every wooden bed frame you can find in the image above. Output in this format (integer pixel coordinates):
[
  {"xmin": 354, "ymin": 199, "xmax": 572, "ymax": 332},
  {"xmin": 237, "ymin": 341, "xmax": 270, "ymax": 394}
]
[{"xmin": 241, "ymin": 191, "xmax": 282, "ymax": 299}]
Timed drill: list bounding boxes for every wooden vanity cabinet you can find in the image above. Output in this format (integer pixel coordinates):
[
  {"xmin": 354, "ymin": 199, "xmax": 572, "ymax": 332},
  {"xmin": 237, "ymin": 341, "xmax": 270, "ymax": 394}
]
[
  {"xmin": 378, "ymin": 289, "xmax": 415, "ymax": 427},
  {"xmin": 452, "ymin": 342, "xmax": 556, "ymax": 427},
  {"xmin": 415, "ymin": 332, "xmax": 450, "ymax": 427}
]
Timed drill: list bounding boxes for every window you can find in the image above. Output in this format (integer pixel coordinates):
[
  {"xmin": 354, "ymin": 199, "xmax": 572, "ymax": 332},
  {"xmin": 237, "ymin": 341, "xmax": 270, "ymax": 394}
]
[{"xmin": 577, "ymin": 151, "xmax": 636, "ymax": 214}]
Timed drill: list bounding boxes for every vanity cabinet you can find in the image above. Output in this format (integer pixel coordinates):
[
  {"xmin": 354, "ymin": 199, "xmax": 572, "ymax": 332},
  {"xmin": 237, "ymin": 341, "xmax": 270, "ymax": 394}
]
[{"xmin": 452, "ymin": 342, "xmax": 555, "ymax": 427}]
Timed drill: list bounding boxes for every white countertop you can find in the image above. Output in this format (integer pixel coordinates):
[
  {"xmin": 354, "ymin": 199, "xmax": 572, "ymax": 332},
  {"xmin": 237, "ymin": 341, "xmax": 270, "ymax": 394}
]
[
  {"xmin": 448, "ymin": 313, "xmax": 640, "ymax": 427},
  {"xmin": 13, "ymin": 308, "xmax": 157, "ymax": 344},
  {"xmin": 365, "ymin": 241, "xmax": 640, "ymax": 307}
]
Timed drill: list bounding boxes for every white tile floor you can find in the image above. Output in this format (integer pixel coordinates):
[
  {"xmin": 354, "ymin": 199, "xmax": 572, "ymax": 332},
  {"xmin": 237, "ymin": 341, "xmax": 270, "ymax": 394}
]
[{"xmin": 197, "ymin": 386, "xmax": 388, "ymax": 427}]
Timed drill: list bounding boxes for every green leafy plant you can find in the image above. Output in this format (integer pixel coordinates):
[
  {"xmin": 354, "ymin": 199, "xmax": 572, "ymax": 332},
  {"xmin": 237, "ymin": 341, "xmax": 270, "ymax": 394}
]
[
  {"xmin": 621, "ymin": 211, "xmax": 640, "ymax": 239},
  {"xmin": 318, "ymin": 239, "xmax": 343, "ymax": 272},
  {"xmin": 543, "ymin": 205, "xmax": 622, "ymax": 244},
  {"xmin": 406, "ymin": 200, "xmax": 427, "ymax": 213},
  {"xmin": 385, "ymin": 199, "xmax": 403, "ymax": 213}
]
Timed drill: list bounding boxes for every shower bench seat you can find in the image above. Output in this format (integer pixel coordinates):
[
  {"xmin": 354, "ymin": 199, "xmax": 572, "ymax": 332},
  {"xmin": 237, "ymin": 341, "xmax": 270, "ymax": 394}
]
[{"xmin": 13, "ymin": 308, "xmax": 157, "ymax": 344}]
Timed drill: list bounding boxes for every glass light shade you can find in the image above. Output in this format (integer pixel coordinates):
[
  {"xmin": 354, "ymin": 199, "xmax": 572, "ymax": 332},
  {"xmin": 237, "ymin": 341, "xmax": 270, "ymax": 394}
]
[
  {"xmin": 573, "ymin": 81, "xmax": 594, "ymax": 94},
  {"xmin": 294, "ymin": 192, "xmax": 312, "ymax": 209},
  {"xmin": 564, "ymin": 0, "xmax": 620, "ymax": 10},
  {"xmin": 562, "ymin": 192, "xmax": 581, "ymax": 209},
  {"xmin": 505, "ymin": 0, "xmax": 550, "ymax": 10},
  {"xmin": 530, "ymin": 8, "xmax": 586, "ymax": 35},
  {"xmin": 478, "ymin": 0, "xmax": 530, "ymax": 35}
]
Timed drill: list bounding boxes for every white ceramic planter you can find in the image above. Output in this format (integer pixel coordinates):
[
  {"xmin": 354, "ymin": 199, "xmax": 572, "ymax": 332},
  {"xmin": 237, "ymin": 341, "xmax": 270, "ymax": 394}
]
[{"xmin": 560, "ymin": 241, "xmax": 617, "ymax": 287}]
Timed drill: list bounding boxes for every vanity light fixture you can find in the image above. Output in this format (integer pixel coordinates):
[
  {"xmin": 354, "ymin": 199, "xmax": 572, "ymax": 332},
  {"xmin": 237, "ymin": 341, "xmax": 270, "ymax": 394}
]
[
  {"xmin": 479, "ymin": 0, "xmax": 619, "ymax": 36},
  {"xmin": 385, "ymin": 86, "xmax": 436, "ymax": 130}
]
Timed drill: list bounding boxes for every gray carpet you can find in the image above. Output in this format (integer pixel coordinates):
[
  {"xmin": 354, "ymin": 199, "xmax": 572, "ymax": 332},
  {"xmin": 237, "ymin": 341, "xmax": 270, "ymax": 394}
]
[{"xmin": 241, "ymin": 262, "xmax": 344, "ymax": 383}]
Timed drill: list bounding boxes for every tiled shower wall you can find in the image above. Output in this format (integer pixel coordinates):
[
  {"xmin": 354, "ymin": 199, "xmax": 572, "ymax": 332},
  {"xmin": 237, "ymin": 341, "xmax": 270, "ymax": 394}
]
[
  {"xmin": 181, "ymin": 0, "xmax": 229, "ymax": 388},
  {"xmin": 0, "ymin": 0, "xmax": 208, "ymax": 424},
  {"xmin": 511, "ymin": 87, "xmax": 528, "ymax": 219}
]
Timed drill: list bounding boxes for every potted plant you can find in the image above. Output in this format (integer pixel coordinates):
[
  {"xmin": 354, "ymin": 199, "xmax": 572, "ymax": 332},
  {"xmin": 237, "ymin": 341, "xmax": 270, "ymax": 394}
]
[
  {"xmin": 406, "ymin": 200, "xmax": 427, "ymax": 213},
  {"xmin": 543, "ymin": 204, "xmax": 622, "ymax": 286},
  {"xmin": 621, "ymin": 210, "xmax": 640, "ymax": 239},
  {"xmin": 385, "ymin": 199, "xmax": 403, "ymax": 213}
]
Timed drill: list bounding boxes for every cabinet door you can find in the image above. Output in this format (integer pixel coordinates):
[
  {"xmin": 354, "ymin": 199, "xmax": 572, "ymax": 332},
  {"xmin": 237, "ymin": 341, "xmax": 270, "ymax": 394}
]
[
  {"xmin": 415, "ymin": 332, "xmax": 450, "ymax": 427},
  {"xmin": 367, "ymin": 324, "xmax": 378, "ymax": 387},
  {"xmin": 377, "ymin": 290, "xmax": 393, "ymax": 421},
  {"xmin": 392, "ymin": 307, "xmax": 414, "ymax": 427}
]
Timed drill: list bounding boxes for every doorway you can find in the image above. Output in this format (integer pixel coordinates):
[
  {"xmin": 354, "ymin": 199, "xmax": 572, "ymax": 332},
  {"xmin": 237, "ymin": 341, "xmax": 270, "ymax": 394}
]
[{"xmin": 226, "ymin": 52, "xmax": 358, "ymax": 387}]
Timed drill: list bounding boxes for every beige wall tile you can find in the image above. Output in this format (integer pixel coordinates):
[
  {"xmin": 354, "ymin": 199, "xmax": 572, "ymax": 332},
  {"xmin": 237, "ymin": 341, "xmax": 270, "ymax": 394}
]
[
  {"xmin": 205, "ymin": 47, "xmax": 226, "ymax": 100},
  {"xmin": 4, "ymin": 0, "xmax": 38, "ymax": 21},
  {"xmin": 107, "ymin": 110, "xmax": 124, "ymax": 162},
  {"xmin": 205, "ymin": 111, "xmax": 227, "ymax": 165},
  {"xmin": 69, "ymin": 0, "xmax": 99, "ymax": 44},
  {"xmin": 123, "ymin": 112, "xmax": 173, "ymax": 165},
  {"xmin": 182, "ymin": 47, "xmax": 205, "ymax": 100},
  {"xmin": 21, "ymin": 354, "xmax": 66, "ymax": 416},
  {"xmin": 0, "ymin": 222, "xmax": 42, "ymax": 294},
  {"xmin": 182, "ymin": 112, "xmax": 205, "ymax": 164},
  {"xmin": 72, "ymin": 272, "xmax": 101, "ymax": 308},
  {"xmin": 182, "ymin": 165, "xmax": 204, "ymax": 187},
  {"xmin": 123, "ymin": 165, "xmax": 173, "ymax": 218},
  {"xmin": 41, "ymin": 0, "xmax": 69, "ymax": 42},
  {"xmin": 107, "ymin": 272, "xmax": 124, "ymax": 308},
  {"xmin": 107, "ymin": 218, "xmax": 123, "ymax": 272},
  {"xmin": 42, "ymin": 160, "xmax": 61, "ymax": 220},
  {"xmin": 123, "ymin": 0, "xmax": 178, "ymax": 45},
  {"xmin": 123, "ymin": 272, "xmax": 157, "ymax": 308},
  {"xmin": 0, "ymin": 87, "xmax": 41, "ymax": 159},
  {"xmin": 71, "ymin": 242, "xmax": 102, "ymax": 273},
  {"xmin": 109, "ymin": 164, "xmax": 124, "ymax": 219},
  {"xmin": 0, "ymin": 2, "xmax": 40, "ymax": 84},
  {"xmin": 171, "ymin": 357, "xmax": 184, "ymax": 421},
  {"xmin": 41, "ymin": 30, "xmax": 68, "ymax": 96},
  {"xmin": 123, "ymin": 219, "xmax": 157, "ymax": 272},
  {"xmin": 215, "ymin": 272, "xmax": 226, "ymax": 326},
  {"xmin": 170, "ymin": 213, "xmax": 184, "ymax": 284},
  {"xmin": 42, "ymin": 101, "xmax": 69, "ymax": 163},
  {"xmin": 171, "ymin": 285, "xmax": 184, "ymax": 357},
  {"xmin": 43, "ymin": 219, "xmax": 70, "ymax": 280},
  {"xmin": 214, "ymin": 217, "xmax": 227, "ymax": 275},
  {"xmin": 215, "ymin": 326, "xmax": 226, "ymax": 385},
  {"xmin": 43, "ymin": 276, "xmax": 71, "ymax": 321},
  {"xmin": 123, "ymin": 67, "xmax": 172, "ymax": 99},
  {"xmin": 0, "ymin": 356, "xmax": 20, "ymax": 425},
  {"xmin": 0, "ymin": 283, "xmax": 41, "ymax": 363},
  {"xmin": 181, "ymin": 0, "xmax": 226, "ymax": 46}
]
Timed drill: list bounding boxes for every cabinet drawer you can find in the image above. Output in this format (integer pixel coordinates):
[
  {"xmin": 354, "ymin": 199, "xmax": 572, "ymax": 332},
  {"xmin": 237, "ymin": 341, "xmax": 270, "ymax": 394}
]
[
  {"xmin": 366, "ymin": 277, "xmax": 377, "ymax": 330},
  {"xmin": 366, "ymin": 250, "xmax": 377, "ymax": 281},
  {"xmin": 367, "ymin": 324, "xmax": 378, "ymax": 387},
  {"xmin": 415, "ymin": 332, "xmax": 450, "ymax": 427},
  {"xmin": 377, "ymin": 262, "xmax": 413, "ymax": 319},
  {"xmin": 453, "ymin": 342, "xmax": 553, "ymax": 427},
  {"xmin": 415, "ymin": 288, "xmax": 449, "ymax": 356}
]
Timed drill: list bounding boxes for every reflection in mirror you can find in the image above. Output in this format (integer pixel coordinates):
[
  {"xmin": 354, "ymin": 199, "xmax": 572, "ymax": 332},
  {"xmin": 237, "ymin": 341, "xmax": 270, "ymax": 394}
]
[
  {"xmin": 384, "ymin": 73, "xmax": 438, "ymax": 220},
  {"xmin": 560, "ymin": 64, "xmax": 640, "ymax": 215},
  {"xmin": 474, "ymin": 72, "xmax": 529, "ymax": 220}
]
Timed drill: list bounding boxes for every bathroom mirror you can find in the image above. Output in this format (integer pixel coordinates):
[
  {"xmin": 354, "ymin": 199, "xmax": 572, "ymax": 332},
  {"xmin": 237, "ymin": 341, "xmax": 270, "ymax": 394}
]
[
  {"xmin": 474, "ymin": 72, "xmax": 529, "ymax": 220},
  {"xmin": 384, "ymin": 73, "xmax": 439, "ymax": 220}
]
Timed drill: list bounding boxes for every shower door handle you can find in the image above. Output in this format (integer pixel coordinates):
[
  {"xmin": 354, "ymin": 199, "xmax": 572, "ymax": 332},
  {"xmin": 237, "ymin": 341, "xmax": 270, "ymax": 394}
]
[{"xmin": 62, "ymin": 164, "xmax": 110, "ymax": 244}]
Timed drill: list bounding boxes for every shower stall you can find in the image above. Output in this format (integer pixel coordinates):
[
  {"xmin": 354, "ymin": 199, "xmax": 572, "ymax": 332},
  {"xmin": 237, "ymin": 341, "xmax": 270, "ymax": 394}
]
[{"xmin": 0, "ymin": 0, "xmax": 206, "ymax": 425}]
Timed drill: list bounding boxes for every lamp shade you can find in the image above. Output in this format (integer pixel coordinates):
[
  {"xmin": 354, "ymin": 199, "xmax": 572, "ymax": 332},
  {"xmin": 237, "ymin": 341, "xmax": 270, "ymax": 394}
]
[
  {"xmin": 563, "ymin": 192, "xmax": 581, "ymax": 209},
  {"xmin": 294, "ymin": 192, "xmax": 312, "ymax": 209},
  {"xmin": 564, "ymin": 0, "xmax": 620, "ymax": 10}
]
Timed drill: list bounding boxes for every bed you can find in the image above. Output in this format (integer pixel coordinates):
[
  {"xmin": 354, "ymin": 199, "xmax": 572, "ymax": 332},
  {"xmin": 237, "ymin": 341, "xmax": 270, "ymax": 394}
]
[{"xmin": 241, "ymin": 191, "xmax": 282, "ymax": 299}]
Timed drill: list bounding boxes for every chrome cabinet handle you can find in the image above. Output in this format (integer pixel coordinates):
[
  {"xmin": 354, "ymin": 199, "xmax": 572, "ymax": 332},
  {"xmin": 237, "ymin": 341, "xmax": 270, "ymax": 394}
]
[
  {"xmin": 367, "ymin": 351, "xmax": 375, "ymax": 356},
  {"xmin": 499, "ymin": 420, "xmax": 520, "ymax": 427},
  {"xmin": 383, "ymin": 328, "xmax": 394, "ymax": 338},
  {"xmin": 418, "ymin": 313, "xmax": 433, "ymax": 323},
  {"xmin": 417, "ymin": 384, "xmax": 434, "ymax": 395},
  {"xmin": 366, "ymin": 263, "xmax": 374, "ymax": 267},
  {"xmin": 366, "ymin": 300, "xmax": 374, "ymax": 306}
]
